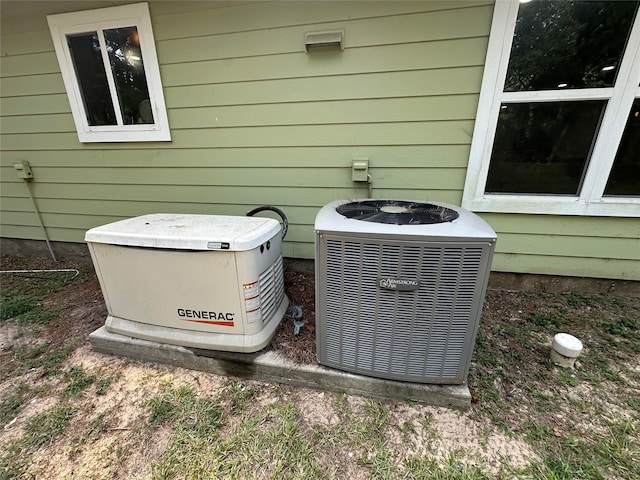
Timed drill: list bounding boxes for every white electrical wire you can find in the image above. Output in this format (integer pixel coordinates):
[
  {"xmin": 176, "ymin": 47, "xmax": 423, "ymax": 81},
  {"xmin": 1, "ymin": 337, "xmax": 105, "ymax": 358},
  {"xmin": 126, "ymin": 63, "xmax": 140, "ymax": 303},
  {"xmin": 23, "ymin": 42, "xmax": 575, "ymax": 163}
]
[{"xmin": 0, "ymin": 269, "xmax": 80, "ymax": 279}]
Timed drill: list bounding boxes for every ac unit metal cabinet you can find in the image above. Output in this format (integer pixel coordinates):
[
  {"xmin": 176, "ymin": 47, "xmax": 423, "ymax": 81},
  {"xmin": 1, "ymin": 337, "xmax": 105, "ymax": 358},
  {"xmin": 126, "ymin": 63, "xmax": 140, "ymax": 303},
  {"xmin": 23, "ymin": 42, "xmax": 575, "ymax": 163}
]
[
  {"xmin": 86, "ymin": 213, "xmax": 288, "ymax": 353},
  {"xmin": 315, "ymin": 200, "xmax": 496, "ymax": 384}
]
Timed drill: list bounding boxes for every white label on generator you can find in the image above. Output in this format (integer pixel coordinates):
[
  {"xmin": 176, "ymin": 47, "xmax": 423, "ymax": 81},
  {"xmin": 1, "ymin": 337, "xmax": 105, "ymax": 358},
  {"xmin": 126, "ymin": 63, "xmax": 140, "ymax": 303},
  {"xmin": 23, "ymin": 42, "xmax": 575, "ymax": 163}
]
[
  {"xmin": 244, "ymin": 296, "xmax": 260, "ymax": 311},
  {"xmin": 243, "ymin": 281, "xmax": 259, "ymax": 299},
  {"xmin": 206, "ymin": 242, "xmax": 230, "ymax": 250},
  {"xmin": 246, "ymin": 308, "xmax": 262, "ymax": 324}
]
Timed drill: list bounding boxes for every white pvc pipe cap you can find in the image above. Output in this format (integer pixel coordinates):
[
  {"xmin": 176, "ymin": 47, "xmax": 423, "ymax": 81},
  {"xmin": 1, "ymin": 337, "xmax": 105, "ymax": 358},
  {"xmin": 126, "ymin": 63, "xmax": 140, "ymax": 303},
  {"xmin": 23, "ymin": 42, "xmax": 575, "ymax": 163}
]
[{"xmin": 552, "ymin": 333, "xmax": 583, "ymax": 358}]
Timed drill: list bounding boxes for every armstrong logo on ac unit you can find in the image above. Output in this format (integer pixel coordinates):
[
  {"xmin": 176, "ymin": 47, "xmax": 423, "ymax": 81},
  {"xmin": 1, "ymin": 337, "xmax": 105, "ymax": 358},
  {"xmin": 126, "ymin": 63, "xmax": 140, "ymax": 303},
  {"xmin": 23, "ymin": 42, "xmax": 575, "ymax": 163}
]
[{"xmin": 378, "ymin": 278, "xmax": 420, "ymax": 291}]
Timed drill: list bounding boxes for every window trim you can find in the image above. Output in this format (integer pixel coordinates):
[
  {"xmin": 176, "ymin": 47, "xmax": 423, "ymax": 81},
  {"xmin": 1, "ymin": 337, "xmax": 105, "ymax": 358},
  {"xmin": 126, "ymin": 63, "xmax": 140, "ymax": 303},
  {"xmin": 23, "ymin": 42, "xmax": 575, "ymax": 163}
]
[
  {"xmin": 47, "ymin": 2, "xmax": 171, "ymax": 143},
  {"xmin": 462, "ymin": 0, "xmax": 640, "ymax": 217}
]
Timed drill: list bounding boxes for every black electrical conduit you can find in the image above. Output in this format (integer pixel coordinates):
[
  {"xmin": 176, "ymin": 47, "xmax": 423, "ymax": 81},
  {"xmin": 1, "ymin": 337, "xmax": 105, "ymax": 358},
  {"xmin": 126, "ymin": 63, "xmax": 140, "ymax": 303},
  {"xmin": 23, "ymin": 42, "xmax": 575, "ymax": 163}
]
[{"xmin": 246, "ymin": 206, "xmax": 288, "ymax": 240}]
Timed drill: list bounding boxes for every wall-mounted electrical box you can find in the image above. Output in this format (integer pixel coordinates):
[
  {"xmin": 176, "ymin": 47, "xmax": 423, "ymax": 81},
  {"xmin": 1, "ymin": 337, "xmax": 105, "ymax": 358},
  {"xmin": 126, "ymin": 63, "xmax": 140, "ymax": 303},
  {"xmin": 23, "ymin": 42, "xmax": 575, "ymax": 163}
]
[
  {"xmin": 13, "ymin": 161, "xmax": 33, "ymax": 180},
  {"xmin": 352, "ymin": 158, "xmax": 369, "ymax": 182}
]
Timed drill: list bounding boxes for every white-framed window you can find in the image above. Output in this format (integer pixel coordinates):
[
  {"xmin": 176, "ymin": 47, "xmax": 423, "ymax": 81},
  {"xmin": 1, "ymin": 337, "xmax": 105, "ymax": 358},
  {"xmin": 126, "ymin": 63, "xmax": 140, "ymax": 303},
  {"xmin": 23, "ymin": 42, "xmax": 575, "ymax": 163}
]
[
  {"xmin": 47, "ymin": 2, "xmax": 171, "ymax": 143},
  {"xmin": 463, "ymin": 0, "xmax": 640, "ymax": 217}
]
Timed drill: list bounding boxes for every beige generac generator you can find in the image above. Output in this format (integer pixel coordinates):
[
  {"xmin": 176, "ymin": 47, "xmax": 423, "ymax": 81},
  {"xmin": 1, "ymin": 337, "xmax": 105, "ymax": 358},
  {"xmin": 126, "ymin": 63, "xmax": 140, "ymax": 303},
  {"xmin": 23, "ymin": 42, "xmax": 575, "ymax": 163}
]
[{"xmin": 85, "ymin": 213, "xmax": 288, "ymax": 353}]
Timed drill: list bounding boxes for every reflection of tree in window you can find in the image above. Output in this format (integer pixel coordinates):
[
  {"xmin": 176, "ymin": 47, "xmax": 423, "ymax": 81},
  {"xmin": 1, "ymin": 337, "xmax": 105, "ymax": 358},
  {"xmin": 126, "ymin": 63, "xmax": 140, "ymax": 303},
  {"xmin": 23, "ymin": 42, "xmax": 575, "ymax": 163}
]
[
  {"xmin": 605, "ymin": 100, "xmax": 640, "ymax": 196},
  {"xmin": 486, "ymin": 101, "xmax": 605, "ymax": 194},
  {"xmin": 104, "ymin": 26, "xmax": 154, "ymax": 124},
  {"xmin": 505, "ymin": 1, "xmax": 638, "ymax": 91},
  {"xmin": 67, "ymin": 33, "xmax": 117, "ymax": 126}
]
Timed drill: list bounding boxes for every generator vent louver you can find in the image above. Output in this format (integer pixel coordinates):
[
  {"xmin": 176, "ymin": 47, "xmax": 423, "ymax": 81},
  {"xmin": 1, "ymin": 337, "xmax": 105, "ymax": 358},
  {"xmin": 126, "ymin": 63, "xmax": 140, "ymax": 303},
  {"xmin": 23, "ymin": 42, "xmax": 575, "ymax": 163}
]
[
  {"xmin": 315, "ymin": 200, "xmax": 496, "ymax": 385},
  {"xmin": 258, "ymin": 256, "xmax": 285, "ymax": 323}
]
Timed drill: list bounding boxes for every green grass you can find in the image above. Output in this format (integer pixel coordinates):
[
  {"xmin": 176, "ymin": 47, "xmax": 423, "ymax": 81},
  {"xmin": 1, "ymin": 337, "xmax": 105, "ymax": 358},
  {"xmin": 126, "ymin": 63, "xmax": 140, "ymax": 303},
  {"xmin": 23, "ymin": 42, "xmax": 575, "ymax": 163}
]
[
  {"xmin": 24, "ymin": 405, "xmax": 75, "ymax": 448},
  {"xmin": 0, "ymin": 291, "xmax": 56, "ymax": 326},
  {"xmin": 15, "ymin": 307, "xmax": 58, "ymax": 325},
  {"xmin": 404, "ymin": 453, "xmax": 493, "ymax": 480},
  {"xmin": 531, "ymin": 451, "xmax": 601, "ymax": 480},
  {"xmin": 557, "ymin": 370, "xmax": 579, "ymax": 387},
  {"xmin": 62, "ymin": 365, "xmax": 121, "ymax": 398},
  {"xmin": 526, "ymin": 311, "xmax": 567, "ymax": 330},
  {"xmin": 17, "ymin": 342, "xmax": 49, "ymax": 359},
  {"xmin": 148, "ymin": 386, "xmax": 420, "ymax": 479},
  {"xmin": 469, "ymin": 289, "xmax": 640, "ymax": 480},
  {"xmin": 467, "ymin": 330, "xmax": 505, "ymax": 412},
  {"xmin": 1, "ymin": 268, "xmax": 86, "ymax": 298},
  {"xmin": 39, "ymin": 345, "xmax": 73, "ymax": 370},
  {"xmin": 0, "ymin": 294, "xmax": 36, "ymax": 320},
  {"xmin": 64, "ymin": 366, "xmax": 97, "ymax": 397},
  {"xmin": 148, "ymin": 386, "xmax": 328, "ymax": 479},
  {"xmin": 0, "ymin": 266, "xmax": 86, "ymax": 325},
  {"xmin": 95, "ymin": 372, "xmax": 120, "ymax": 395},
  {"xmin": 523, "ymin": 421, "xmax": 554, "ymax": 442},
  {"xmin": 0, "ymin": 395, "xmax": 24, "ymax": 429},
  {"xmin": 528, "ymin": 422, "xmax": 639, "ymax": 480},
  {"xmin": 0, "ymin": 443, "xmax": 24, "ymax": 480},
  {"xmin": 0, "ymin": 385, "xmax": 30, "ymax": 428},
  {"xmin": 67, "ymin": 413, "xmax": 110, "ymax": 459},
  {"xmin": 84, "ymin": 413, "xmax": 109, "ymax": 441},
  {"xmin": 628, "ymin": 397, "xmax": 640, "ymax": 412},
  {"xmin": 225, "ymin": 379, "xmax": 260, "ymax": 412},
  {"xmin": 0, "ymin": 343, "xmax": 72, "ymax": 381},
  {"xmin": 361, "ymin": 398, "xmax": 390, "ymax": 437},
  {"xmin": 355, "ymin": 400, "xmax": 394, "ymax": 476},
  {"xmin": 578, "ymin": 352, "xmax": 627, "ymax": 386},
  {"xmin": 595, "ymin": 420, "xmax": 639, "ymax": 477},
  {"xmin": 521, "ymin": 425, "xmax": 639, "ymax": 480},
  {"xmin": 0, "ymin": 405, "xmax": 75, "ymax": 480},
  {"xmin": 513, "ymin": 382, "xmax": 639, "ymax": 480},
  {"xmin": 598, "ymin": 316, "xmax": 639, "ymax": 340},
  {"xmin": 147, "ymin": 384, "xmax": 222, "ymax": 436}
]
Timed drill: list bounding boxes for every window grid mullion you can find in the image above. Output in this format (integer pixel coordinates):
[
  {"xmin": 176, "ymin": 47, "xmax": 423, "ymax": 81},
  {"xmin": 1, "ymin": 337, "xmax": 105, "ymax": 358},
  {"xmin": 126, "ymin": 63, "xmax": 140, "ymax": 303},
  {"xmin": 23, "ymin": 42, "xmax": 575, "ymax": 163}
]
[
  {"xmin": 579, "ymin": 7, "xmax": 640, "ymax": 201},
  {"xmin": 96, "ymin": 27, "xmax": 124, "ymax": 127},
  {"xmin": 463, "ymin": 0, "xmax": 520, "ymax": 204},
  {"xmin": 502, "ymin": 88, "xmax": 615, "ymax": 103}
]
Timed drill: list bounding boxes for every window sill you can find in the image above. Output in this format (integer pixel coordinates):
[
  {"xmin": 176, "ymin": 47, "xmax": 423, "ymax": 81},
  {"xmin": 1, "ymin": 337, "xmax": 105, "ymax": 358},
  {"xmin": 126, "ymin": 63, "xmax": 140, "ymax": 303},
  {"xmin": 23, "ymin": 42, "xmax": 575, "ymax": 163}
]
[
  {"xmin": 461, "ymin": 195, "xmax": 640, "ymax": 217},
  {"xmin": 77, "ymin": 127, "xmax": 171, "ymax": 143}
]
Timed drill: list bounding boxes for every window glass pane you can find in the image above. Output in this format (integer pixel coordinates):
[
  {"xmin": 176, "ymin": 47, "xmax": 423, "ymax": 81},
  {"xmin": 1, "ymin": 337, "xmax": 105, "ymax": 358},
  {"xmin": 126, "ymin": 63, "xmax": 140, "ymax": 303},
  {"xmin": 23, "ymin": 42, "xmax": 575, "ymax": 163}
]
[
  {"xmin": 66, "ymin": 33, "xmax": 117, "ymax": 126},
  {"xmin": 486, "ymin": 101, "xmax": 605, "ymax": 194},
  {"xmin": 604, "ymin": 99, "xmax": 640, "ymax": 196},
  {"xmin": 505, "ymin": 0, "xmax": 638, "ymax": 92},
  {"xmin": 103, "ymin": 26, "xmax": 154, "ymax": 125}
]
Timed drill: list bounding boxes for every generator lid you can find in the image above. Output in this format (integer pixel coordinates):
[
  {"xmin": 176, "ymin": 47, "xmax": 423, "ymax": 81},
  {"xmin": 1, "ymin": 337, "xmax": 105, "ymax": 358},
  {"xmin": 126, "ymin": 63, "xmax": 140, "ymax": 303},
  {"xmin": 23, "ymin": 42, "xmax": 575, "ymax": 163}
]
[{"xmin": 85, "ymin": 213, "xmax": 281, "ymax": 251}]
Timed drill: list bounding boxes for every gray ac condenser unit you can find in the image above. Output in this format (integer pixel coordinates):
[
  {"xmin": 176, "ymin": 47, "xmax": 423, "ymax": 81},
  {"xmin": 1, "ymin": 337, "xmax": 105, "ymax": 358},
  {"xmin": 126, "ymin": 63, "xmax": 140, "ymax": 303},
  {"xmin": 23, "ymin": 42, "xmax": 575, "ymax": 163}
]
[{"xmin": 315, "ymin": 200, "xmax": 496, "ymax": 384}]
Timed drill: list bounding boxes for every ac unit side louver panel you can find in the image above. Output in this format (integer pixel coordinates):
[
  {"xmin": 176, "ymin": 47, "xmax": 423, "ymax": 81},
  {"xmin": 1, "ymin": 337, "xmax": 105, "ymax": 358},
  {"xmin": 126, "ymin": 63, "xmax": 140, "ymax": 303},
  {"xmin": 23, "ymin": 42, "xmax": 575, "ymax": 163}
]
[{"xmin": 318, "ymin": 235, "xmax": 493, "ymax": 384}]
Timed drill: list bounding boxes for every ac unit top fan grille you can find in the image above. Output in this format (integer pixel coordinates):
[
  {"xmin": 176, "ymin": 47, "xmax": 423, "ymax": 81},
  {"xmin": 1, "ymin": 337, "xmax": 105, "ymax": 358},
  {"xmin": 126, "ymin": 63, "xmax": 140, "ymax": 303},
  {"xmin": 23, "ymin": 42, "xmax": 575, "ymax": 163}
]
[{"xmin": 336, "ymin": 200, "xmax": 459, "ymax": 225}]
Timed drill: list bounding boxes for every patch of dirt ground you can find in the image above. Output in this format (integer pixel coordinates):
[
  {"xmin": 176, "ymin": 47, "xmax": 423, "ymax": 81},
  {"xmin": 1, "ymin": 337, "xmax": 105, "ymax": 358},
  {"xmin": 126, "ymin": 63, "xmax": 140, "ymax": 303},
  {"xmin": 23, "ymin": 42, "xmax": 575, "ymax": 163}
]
[{"xmin": 1, "ymin": 254, "xmax": 639, "ymax": 479}]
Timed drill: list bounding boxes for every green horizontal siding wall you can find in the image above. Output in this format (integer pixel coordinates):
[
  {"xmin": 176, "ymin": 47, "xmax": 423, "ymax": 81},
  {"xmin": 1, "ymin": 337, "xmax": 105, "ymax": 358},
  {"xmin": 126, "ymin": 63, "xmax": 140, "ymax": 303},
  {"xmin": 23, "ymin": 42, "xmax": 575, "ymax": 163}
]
[
  {"xmin": 1, "ymin": 0, "xmax": 638, "ymax": 280},
  {"xmin": 482, "ymin": 214, "xmax": 640, "ymax": 280}
]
